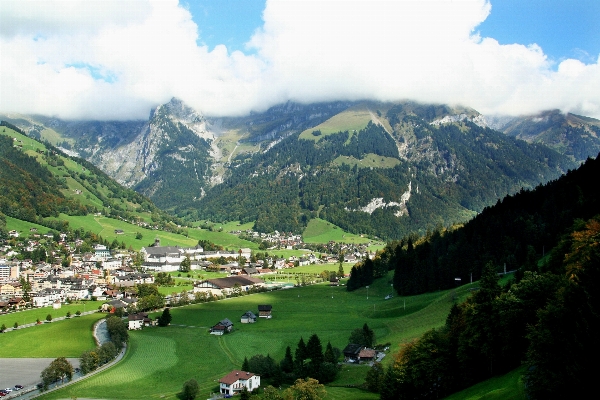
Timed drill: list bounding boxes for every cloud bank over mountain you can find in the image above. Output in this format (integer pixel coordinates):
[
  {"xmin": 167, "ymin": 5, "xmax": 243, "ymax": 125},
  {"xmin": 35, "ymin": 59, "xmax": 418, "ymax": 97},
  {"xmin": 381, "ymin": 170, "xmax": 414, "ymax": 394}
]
[{"xmin": 1, "ymin": 0, "xmax": 599, "ymax": 120}]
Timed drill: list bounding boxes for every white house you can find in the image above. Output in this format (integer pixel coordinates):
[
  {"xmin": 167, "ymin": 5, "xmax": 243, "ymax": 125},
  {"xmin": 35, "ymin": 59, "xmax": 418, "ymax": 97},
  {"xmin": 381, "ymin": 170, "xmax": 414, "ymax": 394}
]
[
  {"xmin": 219, "ymin": 370, "xmax": 260, "ymax": 395},
  {"xmin": 193, "ymin": 276, "xmax": 264, "ymax": 298},
  {"xmin": 32, "ymin": 293, "xmax": 50, "ymax": 307},
  {"xmin": 94, "ymin": 244, "xmax": 111, "ymax": 260},
  {"xmin": 241, "ymin": 311, "xmax": 257, "ymax": 324}
]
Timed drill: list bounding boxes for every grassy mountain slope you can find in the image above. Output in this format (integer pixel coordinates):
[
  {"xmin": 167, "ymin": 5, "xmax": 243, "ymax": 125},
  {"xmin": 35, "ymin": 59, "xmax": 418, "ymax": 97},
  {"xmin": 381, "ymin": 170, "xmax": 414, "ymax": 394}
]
[{"xmin": 0, "ymin": 122, "xmax": 182, "ymax": 235}]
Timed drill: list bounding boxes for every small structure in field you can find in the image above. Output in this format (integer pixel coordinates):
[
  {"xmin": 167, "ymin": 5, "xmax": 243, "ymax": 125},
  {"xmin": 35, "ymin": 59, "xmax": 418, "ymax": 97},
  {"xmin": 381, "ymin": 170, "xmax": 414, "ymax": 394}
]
[
  {"xmin": 128, "ymin": 312, "xmax": 153, "ymax": 330},
  {"xmin": 241, "ymin": 311, "xmax": 257, "ymax": 324},
  {"xmin": 258, "ymin": 304, "xmax": 272, "ymax": 319},
  {"xmin": 210, "ymin": 318, "xmax": 234, "ymax": 335}
]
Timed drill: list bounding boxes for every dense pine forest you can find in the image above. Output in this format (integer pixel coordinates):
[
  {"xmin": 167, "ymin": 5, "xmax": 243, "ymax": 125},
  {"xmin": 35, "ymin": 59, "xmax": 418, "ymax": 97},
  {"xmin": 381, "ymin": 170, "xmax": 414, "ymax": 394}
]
[
  {"xmin": 370, "ymin": 216, "xmax": 600, "ymax": 399},
  {"xmin": 341, "ymin": 153, "xmax": 600, "ymax": 399},
  {"xmin": 343, "ymin": 152, "xmax": 599, "ymax": 295}
]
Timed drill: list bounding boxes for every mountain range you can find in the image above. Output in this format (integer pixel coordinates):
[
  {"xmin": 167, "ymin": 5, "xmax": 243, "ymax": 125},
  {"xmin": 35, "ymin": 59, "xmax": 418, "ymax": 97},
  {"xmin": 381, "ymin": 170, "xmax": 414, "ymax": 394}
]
[{"xmin": 2, "ymin": 99, "xmax": 599, "ymax": 239}]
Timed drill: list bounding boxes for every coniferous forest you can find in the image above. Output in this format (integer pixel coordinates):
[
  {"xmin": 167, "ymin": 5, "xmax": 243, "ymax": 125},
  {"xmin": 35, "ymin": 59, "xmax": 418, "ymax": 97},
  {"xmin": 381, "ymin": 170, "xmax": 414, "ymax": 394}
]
[{"xmin": 345, "ymin": 153, "xmax": 600, "ymax": 399}]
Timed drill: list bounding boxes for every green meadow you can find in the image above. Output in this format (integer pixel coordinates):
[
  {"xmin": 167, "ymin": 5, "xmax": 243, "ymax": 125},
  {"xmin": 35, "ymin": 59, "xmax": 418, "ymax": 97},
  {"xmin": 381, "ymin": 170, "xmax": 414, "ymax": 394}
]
[
  {"xmin": 0, "ymin": 313, "xmax": 105, "ymax": 358},
  {"xmin": 303, "ymin": 218, "xmax": 371, "ymax": 245},
  {"xmin": 445, "ymin": 367, "xmax": 526, "ymax": 400},
  {"xmin": 42, "ymin": 273, "xmax": 478, "ymax": 399},
  {"xmin": 5, "ymin": 216, "xmax": 54, "ymax": 236},
  {"xmin": 0, "ymin": 301, "xmax": 104, "ymax": 329},
  {"xmin": 44, "ymin": 214, "xmax": 260, "ymax": 252},
  {"xmin": 299, "ymin": 106, "xmax": 374, "ymax": 141}
]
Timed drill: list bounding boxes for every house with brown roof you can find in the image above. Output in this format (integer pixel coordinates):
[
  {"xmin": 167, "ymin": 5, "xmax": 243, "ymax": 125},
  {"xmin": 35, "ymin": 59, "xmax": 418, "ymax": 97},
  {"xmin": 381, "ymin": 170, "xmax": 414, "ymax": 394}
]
[
  {"xmin": 359, "ymin": 348, "xmax": 377, "ymax": 362},
  {"xmin": 210, "ymin": 318, "xmax": 234, "ymax": 335},
  {"xmin": 193, "ymin": 276, "xmax": 265, "ymax": 297},
  {"xmin": 219, "ymin": 370, "xmax": 260, "ymax": 395},
  {"xmin": 343, "ymin": 343, "xmax": 377, "ymax": 364},
  {"xmin": 128, "ymin": 312, "xmax": 153, "ymax": 330},
  {"xmin": 258, "ymin": 304, "xmax": 272, "ymax": 319}
]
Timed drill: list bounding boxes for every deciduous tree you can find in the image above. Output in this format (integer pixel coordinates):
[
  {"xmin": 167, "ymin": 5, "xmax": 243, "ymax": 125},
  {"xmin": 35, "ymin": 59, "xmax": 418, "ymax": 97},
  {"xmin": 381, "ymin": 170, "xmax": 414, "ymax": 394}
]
[
  {"xmin": 181, "ymin": 378, "xmax": 199, "ymax": 400},
  {"xmin": 40, "ymin": 357, "xmax": 73, "ymax": 391},
  {"xmin": 283, "ymin": 378, "xmax": 326, "ymax": 400}
]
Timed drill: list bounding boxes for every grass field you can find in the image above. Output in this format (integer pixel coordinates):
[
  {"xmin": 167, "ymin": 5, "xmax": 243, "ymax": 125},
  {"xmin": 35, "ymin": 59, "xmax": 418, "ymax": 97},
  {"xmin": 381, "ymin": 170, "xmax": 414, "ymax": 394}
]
[
  {"xmin": 4, "ymin": 216, "xmax": 54, "ymax": 236},
  {"xmin": 303, "ymin": 218, "xmax": 372, "ymax": 245},
  {"xmin": 42, "ymin": 273, "xmax": 479, "ymax": 399},
  {"xmin": 0, "ymin": 313, "xmax": 105, "ymax": 358},
  {"xmin": 445, "ymin": 367, "xmax": 527, "ymax": 400},
  {"xmin": 44, "ymin": 214, "xmax": 261, "ymax": 252},
  {"xmin": 0, "ymin": 301, "xmax": 104, "ymax": 328},
  {"xmin": 299, "ymin": 106, "xmax": 373, "ymax": 141}
]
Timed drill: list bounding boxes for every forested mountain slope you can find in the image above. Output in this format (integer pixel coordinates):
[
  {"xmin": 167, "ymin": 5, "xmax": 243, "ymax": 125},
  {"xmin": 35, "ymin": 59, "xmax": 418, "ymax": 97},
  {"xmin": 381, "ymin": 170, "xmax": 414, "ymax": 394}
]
[
  {"xmin": 358, "ymin": 150, "xmax": 600, "ymax": 296},
  {"xmin": 4, "ymin": 100, "xmax": 600, "ymax": 239},
  {"xmin": 0, "ymin": 122, "xmax": 180, "ymax": 233},
  {"xmin": 196, "ymin": 111, "xmax": 575, "ymax": 239}
]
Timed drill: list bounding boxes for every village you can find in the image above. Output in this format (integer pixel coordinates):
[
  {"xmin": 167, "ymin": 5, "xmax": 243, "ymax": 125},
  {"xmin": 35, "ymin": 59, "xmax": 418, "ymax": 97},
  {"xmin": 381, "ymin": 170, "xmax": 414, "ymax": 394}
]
[
  {"xmin": 0, "ymin": 227, "xmax": 383, "ymax": 398},
  {"xmin": 0, "ymin": 228, "xmax": 372, "ymax": 316}
]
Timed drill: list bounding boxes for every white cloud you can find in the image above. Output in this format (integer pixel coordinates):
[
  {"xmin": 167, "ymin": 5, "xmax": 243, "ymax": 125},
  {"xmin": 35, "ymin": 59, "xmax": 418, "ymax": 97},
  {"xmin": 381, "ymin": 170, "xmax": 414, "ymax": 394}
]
[{"xmin": 0, "ymin": 0, "xmax": 599, "ymax": 120}]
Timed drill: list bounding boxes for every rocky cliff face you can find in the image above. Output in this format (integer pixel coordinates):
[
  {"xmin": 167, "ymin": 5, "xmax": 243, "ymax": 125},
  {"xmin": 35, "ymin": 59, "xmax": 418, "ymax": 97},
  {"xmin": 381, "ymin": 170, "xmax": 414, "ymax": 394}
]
[{"xmin": 88, "ymin": 98, "xmax": 215, "ymax": 190}]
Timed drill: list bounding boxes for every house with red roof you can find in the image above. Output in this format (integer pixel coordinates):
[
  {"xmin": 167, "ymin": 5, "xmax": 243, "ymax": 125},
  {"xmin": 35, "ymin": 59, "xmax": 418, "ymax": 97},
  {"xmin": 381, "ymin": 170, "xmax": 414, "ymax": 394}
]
[{"xmin": 219, "ymin": 370, "xmax": 260, "ymax": 395}]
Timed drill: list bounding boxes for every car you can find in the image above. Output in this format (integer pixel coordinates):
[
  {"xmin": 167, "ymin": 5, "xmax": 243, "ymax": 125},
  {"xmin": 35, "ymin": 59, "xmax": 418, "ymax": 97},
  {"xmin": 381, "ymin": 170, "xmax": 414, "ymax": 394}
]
[
  {"xmin": 2, "ymin": 388, "xmax": 11, "ymax": 392},
  {"xmin": 0, "ymin": 392, "xmax": 6, "ymax": 397},
  {"xmin": 14, "ymin": 384, "xmax": 24, "ymax": 390}
]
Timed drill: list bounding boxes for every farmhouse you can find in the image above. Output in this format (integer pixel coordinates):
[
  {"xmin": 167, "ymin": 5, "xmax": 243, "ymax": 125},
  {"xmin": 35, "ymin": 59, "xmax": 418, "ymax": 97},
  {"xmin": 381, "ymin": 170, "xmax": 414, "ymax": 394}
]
[
  {"xmin": 241, "ymin": 311, "xmax": 257, "ymax": 324},
  {"xmin": 258, "ymin": 304, "xmax": 272, "ymax": 318},
  {"xmin": 128, "ymin": 312, "xmax": 152, "ymax": 330},
  {"xmin": 210, "ymin": 318, "xmax": 234, "ymax": 335},
  {"xmin": 343, "ymin": 343, "xmax": 363, "ymax": 363},
  {"xmin": 343, "ymin": 343, "xmax": 377, "ymax": 363},
  {"xmin": 219, "ymin": 370, "xmax": 260, "ymax": 395},
  {"xmin": 193, "ymin": 276, "xmax": 265, "ymax": 298}
]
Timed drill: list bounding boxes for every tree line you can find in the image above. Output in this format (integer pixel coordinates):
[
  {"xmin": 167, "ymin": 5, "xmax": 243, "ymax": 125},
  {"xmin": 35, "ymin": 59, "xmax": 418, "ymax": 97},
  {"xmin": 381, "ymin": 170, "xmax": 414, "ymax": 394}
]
[
  {"xmin": 340, "ymin": 152, "xmax": 600, "ymax": 295},
  {"xmin": 367, "ymin": 215, "xmax": 600, "ymax": 399}
]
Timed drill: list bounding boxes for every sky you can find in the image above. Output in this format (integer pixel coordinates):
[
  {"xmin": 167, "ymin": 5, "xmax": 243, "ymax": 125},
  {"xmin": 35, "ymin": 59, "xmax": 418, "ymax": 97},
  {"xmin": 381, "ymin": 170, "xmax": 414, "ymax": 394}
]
[{"xmin": 1, "ymin": 0, "xmax": 599, "ymax": 121}]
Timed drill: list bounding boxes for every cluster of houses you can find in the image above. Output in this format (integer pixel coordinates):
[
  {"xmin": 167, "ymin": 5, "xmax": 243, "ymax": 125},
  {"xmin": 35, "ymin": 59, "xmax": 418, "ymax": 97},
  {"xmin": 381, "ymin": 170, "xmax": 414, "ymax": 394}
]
[
  {"xmin": 210, "ymin": 304, "xmax": 272, "ymax": 335},
  {"xmin": 140, "ymin": 239, "xmax": 252, "ymax": 272}
]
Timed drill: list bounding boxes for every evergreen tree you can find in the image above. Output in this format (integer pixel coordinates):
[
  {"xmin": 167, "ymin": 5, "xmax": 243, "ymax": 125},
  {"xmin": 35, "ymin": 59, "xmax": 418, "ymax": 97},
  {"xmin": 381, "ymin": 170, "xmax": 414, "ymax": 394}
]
[
  {"xmin": 157, "ymin": 308, "xmax": 172, "ymax": 327},
  {"xmin": 295, "ymin": 337, "xmax": 308, "ymax": 376},
  {"xmin": 306, "ymin": 334, "xmax": 324, "ymax": 378},
  {"xmin": 323, "ymin": 341, "xmax": 336, "ymax": 364},
  {"xmin": 280, "ymin": 346, "xmax": 294, "ymax": 373}
]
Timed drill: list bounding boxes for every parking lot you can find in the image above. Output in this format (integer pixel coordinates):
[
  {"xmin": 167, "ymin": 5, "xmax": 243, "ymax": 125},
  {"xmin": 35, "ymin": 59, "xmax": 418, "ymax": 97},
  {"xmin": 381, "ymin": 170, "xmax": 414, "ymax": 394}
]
[{"xmin": 0, "ymin": 358, "xmax": 80, "ymax": 392}]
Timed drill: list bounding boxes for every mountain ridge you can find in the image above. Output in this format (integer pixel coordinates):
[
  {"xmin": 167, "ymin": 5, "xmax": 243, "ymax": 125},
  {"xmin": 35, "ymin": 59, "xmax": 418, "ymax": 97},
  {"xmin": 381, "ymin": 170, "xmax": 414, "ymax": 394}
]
[{"xmin": 3, "ymin": 99, "xmax": 599, "ymax": 239}]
